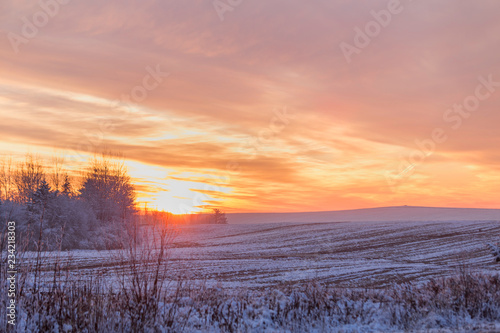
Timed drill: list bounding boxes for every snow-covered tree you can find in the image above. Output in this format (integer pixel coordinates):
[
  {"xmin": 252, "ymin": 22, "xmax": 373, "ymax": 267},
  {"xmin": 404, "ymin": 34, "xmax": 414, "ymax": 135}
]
[
  {"xmin": 31, "ymin": 180, "xmax": 53, "ymax": 211},
  {"xmin": 79, "ymin": 156, "xmax": 135, "ymax": 223},
  {"xmin": 61, "ymin": 174, "xmax": 73, "ymax": 197},
  {"xmin": 14, "ymin": 154, "xmax": 45, "ymax": 204}
]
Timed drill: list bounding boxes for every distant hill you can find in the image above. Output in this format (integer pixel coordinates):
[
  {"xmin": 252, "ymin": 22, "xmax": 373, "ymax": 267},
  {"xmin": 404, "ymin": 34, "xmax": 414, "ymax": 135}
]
[{"xmin": 226, "ymin": 206, "xmax": 500, "ymax": 224}]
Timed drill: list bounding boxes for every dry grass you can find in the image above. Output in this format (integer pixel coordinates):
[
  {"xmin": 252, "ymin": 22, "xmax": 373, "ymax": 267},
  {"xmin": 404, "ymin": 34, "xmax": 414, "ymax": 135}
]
[{"xmin": 2, "ymin": 220, "xmax": 500, "ymax": 332}]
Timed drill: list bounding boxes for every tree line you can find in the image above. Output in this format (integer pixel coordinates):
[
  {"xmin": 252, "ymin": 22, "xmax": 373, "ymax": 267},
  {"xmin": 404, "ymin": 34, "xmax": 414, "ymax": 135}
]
[
  {"xmin": 0, "ymin": 153, "xmax": 228, "ymax": 250},
  {"xmin": 0, "ymin": 154, "xmax": 136, "ymax": 250}
]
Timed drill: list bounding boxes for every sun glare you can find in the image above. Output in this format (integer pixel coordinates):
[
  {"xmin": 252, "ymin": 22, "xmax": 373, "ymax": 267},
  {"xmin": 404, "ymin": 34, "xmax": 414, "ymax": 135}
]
[{"xmin": 124, "ymin": 160, "xmax": 230, "ymax": 214}]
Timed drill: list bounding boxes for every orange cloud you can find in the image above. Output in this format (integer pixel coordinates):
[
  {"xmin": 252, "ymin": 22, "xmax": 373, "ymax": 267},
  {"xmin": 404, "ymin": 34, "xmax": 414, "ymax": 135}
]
[{"xmin": 1, "ymin": 0, "xmax": 500, "ymax": 212}]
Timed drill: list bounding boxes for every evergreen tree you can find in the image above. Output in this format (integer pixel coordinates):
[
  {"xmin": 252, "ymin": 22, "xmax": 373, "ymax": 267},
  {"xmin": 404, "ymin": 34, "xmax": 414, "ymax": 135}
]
[
  {"xmin": 61, "ymin": 174, "xmax": 72, "ymax": 197},
  {"xmin": 212, "ymin": 208, "xmax": 228, "ymax": 224},
  {"xmin": 30, "ymin": 179, "xmax": 53, "ymax": 213}
]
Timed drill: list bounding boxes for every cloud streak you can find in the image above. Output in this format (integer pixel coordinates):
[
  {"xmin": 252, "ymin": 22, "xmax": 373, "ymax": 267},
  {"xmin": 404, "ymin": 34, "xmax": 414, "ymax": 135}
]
[{"xmin": 1, "ymin": 0, "xmax": 500, "ymax": 212}]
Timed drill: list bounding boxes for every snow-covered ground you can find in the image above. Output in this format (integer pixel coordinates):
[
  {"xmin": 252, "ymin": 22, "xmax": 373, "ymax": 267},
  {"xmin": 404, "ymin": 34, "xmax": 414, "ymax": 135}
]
[
  {"xmin": 10, "ymin": 214, "xmax": 500, "ymax": 332},
  {"xmin": 30, "ymin": 218, "xmax": 500, "ymax": 289},
  {"xmin": 167, "ymin": 219, "xmax": 500, "ymax": 288}
]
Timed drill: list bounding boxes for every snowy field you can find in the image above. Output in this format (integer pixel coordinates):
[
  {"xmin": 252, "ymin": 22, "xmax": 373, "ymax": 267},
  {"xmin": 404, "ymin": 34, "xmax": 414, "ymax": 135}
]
[
  {"xmin": 167, "ymin": 219, "xmax": 500, "ymax": 288},
  {"xmin": 10, "ymin": 216, "xmax": 500, "ymax": 332},
  {"xmin": 33, "ymin": 218, "xmax": 500, "ymax": 289}
]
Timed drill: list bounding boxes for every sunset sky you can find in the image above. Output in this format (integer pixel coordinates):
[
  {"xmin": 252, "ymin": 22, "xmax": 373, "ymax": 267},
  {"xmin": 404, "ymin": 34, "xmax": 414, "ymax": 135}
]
[{"xmin": 1, "ymin": 0, "xmax": 499, "ymax": 213}]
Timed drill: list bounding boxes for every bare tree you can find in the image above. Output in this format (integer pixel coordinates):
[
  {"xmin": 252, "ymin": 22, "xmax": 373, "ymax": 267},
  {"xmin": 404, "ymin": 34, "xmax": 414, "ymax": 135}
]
[
  {"xmin": 0, "ymin": 156, "xmax": 15, "ymax": 201},
  {"xmin": 14, "ymin": 154, "xmax": 45, "ymax": 204},
  {"xmin": 49, "ymin": 155, "xmax": 65, "ymax": 193}
]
